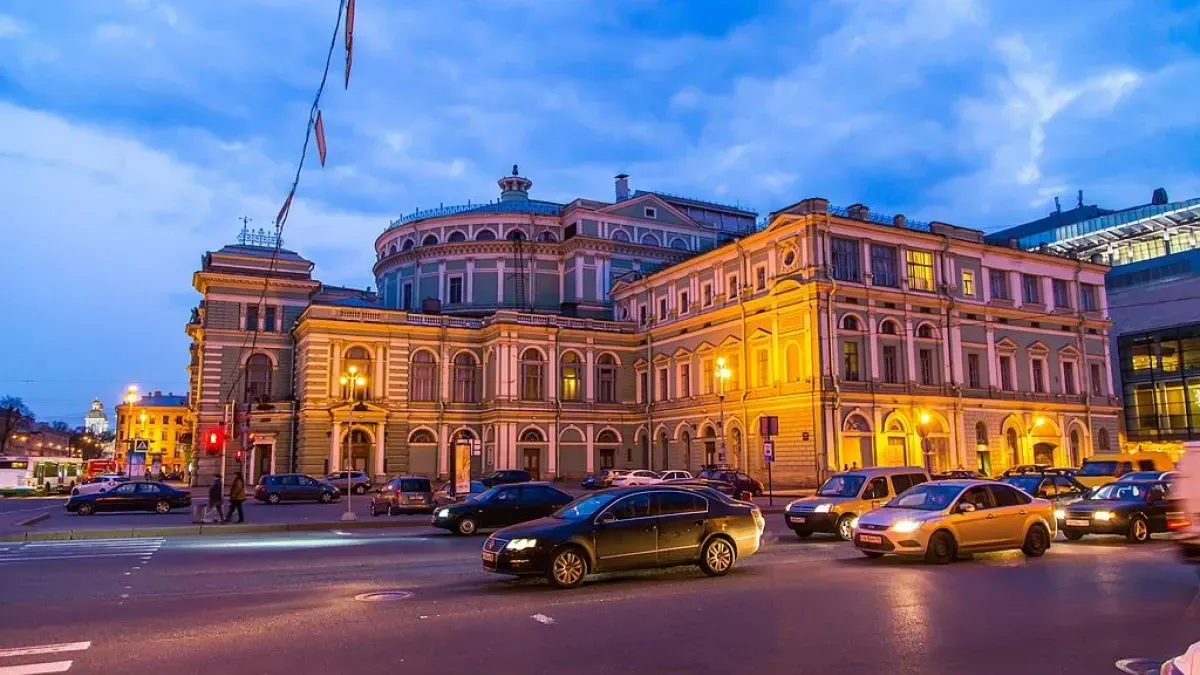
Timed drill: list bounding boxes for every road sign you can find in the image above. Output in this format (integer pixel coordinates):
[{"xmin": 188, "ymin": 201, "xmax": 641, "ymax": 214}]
[
  {"xmin": 763, "ymin": 440, "xmax": 775, "ymax": 463},
  {"xmin": 133, "ymin": 439, "xmax": 149, "ymax": 452},
  {"xmin": 759, "ymin": 416, "xmax": 779, "ymax": 437}
]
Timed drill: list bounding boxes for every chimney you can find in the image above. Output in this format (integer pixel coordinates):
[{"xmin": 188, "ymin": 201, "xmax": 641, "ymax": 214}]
[
  {"xmin": 1152, "ymin": 187, "xmax": 1169, "ymax": 206},
  {"xmin": 893, "ymin": 214, "xmax": 906, "ymax": 228},
  {"xmin": 615, "ymin": 174, "xmax": 630, "ymax": 202},
  {"xmin": 1054, "ymin": 196, "xmax": 1061, "ymax": 213},
  {"xmin": 847, "ymin": 203, "xmax": 869, "ymax": 220},
  {"xmin": 154, "ymin": 390, "xmax": 162, "ymax": 397}
]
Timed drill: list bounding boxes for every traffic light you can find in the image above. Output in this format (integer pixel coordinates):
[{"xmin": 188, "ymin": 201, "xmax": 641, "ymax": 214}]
[
  {"xmin": 234, "ymin": 449, "xmax": 243, "ymax": 462},
  {"xmin": 204, "ymin": 427, "xmax": 225, "ymax": 453}
]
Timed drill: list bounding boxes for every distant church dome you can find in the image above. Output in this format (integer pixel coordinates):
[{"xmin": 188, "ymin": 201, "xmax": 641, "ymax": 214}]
[{"xmin": 84, "ymin": 398, "xmax": 109, "ymax": 434}]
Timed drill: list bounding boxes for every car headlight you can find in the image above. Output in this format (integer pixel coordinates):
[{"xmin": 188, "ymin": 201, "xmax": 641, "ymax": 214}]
[
  {"xmin": 814, "ymin": 503, "xmax": 832, "ymax": 513},
  {"xmin": 437, "ymin": 508, "xmax": 451, "ymax": 518},
  {"xmin": 890, "ymin": 520, "xmax": 921, "ymax": 534},
  {"xmin": 1054, "ymin": 509, "xmax": 1066, "ymax": 520},
  {"xmin": 1093, "ymin": 511, "xmax": 1113, "ymax": 522},
  {"xmin": 505, "ymin": 538, "xmax": 538, "ymax": 551}
]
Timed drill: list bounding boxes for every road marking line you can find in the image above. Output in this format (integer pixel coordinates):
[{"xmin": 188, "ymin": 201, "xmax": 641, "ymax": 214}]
[
  {"xmin": 531, "ymin": 614, "xmax": 556, "ymax": 625},
  {"xmin": 0, "ymin": 642, "xmax": 90, "ymax": 658},
  {"xmin": 26, "ymin": 538, "xmax": 163, "ymax": 546},
  {"xmin": 0, "ymin": 553, "xmax": 160, "ymax": 563},
  {"xmin": 0, "ymin": 661, "xmax": 74, "ymax": 674},
  {"xmin": 26, "ymin": 542, "xmax": 163, "ymax": 548}
]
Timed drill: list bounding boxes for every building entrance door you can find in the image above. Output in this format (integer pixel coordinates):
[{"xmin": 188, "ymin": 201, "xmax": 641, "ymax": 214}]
[
  {"xmin": 522, "ymin": 448, "xmax": 540, "ymax": 480},
  {"xmin": 1033, "ymin": 442, "xmax": 1056, "ymax": 466},
  {"xmin": 255, "ymin": 444, "xmax": 271, "ymax": 483}
]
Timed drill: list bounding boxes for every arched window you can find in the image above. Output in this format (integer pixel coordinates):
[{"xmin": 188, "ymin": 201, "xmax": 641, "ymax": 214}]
[
  {"xmin": 670, "ymin": 238, "xmax": 688, "ymax": 250},
  {"xmin": 401, "ymin": 239, "xmax": 415, "ymax": 251},
  {"xmin": 1069, "ymin": 429, "xmax": 1082, "ymax": 465},
  {"xmin": 612, "ymin": 230, "xmax": 630, "ymax": 242},
  {"xmin": 975, "ymin": 422, "xmax": 988, "ymax": 446},
  {"xmin": 1006, "ymin": 428, "xmax": 1020, "ymax": 466},
  {"xmin": 731, "ymin": 427, "xmax": 743, "ymax": 461},
  {"xmin": 342, "ymin": 347, "xmax": 372, "ymax": 400},
  {"xmin": 596, "ymin": 430, "xmax": 619, "ymax": 444},
  {"xmin": 475, "ymin": 229, "xmax": 497, "ymax": 241},
  {"xmin": 520, "ymin": 428, "xmax": 545, "ymax": 442},
  {"xmin": 409, "ymin": 429, "xmax": 436, "ymax": 444},
  {"xmin": 640, "ymin": 233, "xmax": 660, "ymax": 246},
  {"xmin": 596, "ymin": 354, "xmax": 618, "ymax": 403},
  {"xmin": 410, "ymin": 350, "xmax": 437, "ymax": 402},
  {"xmin": 421, "ymin": 234, "xmax": 439, "ymax": 246},
  {"xmin": 388, "ymin": 243, "xmax": 397, "ymax": 255},
  {"xmin": 447, "ymin": 231, "xmax": 466, "ymax": 242},
  {"xmin": 520, "ymin": 348, "xmax": 545, "ymax": 401},
  {"xmin": 452, "ymin": 352, "xmax": 477, "ymax": 403},
  {"xmin": 880, "ymin": 319, "xmax": 898, "ymax": 335},
  {"xmin": 842, "ymin": 315, "xmax": 860, "ymax": 331},
  {"xmin": 507, "ymin": 229, "xmax": 526, "ymax": 242},
  {"xmin": 1097, "ymin": 427, "xmax": 1110, "ymax": 452},
  {"xmin": 659, "ymin": 432, "xmax": 670, "ymax": 470},
  {"xmin": 245, "ymin": 354, "xmax": 272, "ymax": 402},
  {"xmin": 538, "ymin": 231, "xmax": 556, "ymax": 242},
  {"xmin": 917, "ymin": 323, "xmax": 934, "ymax": 339},
  {"xmin": 560, "ymin": 352, "xmax": 581, "ymax": 401}
]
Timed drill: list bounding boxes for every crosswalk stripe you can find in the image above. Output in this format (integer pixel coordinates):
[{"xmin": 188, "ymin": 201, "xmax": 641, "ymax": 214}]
[
  {"xmin": 24, "ymin": 543, "xmax": 161, "ymax": 550},
  {"xmin": 0, "ymin": 661, "xmax": 74, "ymax": 674},
  {"xmin": 0, "ymin": 553, "xmax": 159, "ymax": 563},
  {"xmin": 26, "ymin": 539, "xmax": 163, "ymax": 547},
  {"xmin": 0, "ymin": 643, "xmax": 90, "ymax": 658}
]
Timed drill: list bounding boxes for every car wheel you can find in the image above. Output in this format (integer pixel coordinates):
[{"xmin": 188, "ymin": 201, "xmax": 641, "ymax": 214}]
[
  {"xmin": 267, "ymin": 493, "xmax": 281, "ymax": 505},
  {"xmin": 154, "ymin": 500, "xmax": 171, "ymax": 515},
  {"xmin": 835, "ymin": 514, "xmax": 856, "ymax": 541},
  {"xmin": 456, "ymin": 517, "xmax": 478, "ymax": 536},
  {"xmin": 1063, "ymin": 529, "xmax": 1085, "ymax": 541},
  {"xmin": 1021, "ymin": 524, "xmax": 1049, "ymax": 557},
  {"xmin": 319, "ymin": 492, "xmax": 332, "ymax": 504},
  {"xmin": 794, "ymin": 529, "xmax": 813, "ymax": 539},
  {"xmin": 1127, "ymin": 515, "xmax": 1150, "ymax": 543},
  {"xmin": 354, "ymin": 484, "xmax": 367, "ymax": 495},
  {"xmin": 862, "ymin": 551, "xmax": 885, "ymax": 559},
  {"xmin": 547, "ymin": 547, "xmax": 588, "ymax": 589},
  {"xmin": 924, "ymin": 531, "xmax": 956, "ymax": 564},
  {"xmin": 699, "ymin": 536, "xmax": 737, "ymax": 577},
  {"xmin": 77, "ymin": 502, "xmax": 95, "ymax": 516}
]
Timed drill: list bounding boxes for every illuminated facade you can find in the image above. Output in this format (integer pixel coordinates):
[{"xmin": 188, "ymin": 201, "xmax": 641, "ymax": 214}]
[
  {"xmin": 114, "ymin": 392, "xmax": 190, "ymax": 474},
  {"xmin": 187, "ymin": 171, "xmax": 1119, "ymax": 486},
  {"xmin": 83, "ymin": 398, "xmax": 109, "ymax": 435}
]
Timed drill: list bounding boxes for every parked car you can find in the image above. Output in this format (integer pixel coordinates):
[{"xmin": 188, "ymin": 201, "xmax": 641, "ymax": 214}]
[
  {"xmin": 1117, "ymin": 470, "xmax": 1181, "ymax": 483},
  {"xmin": 324, "ymin": 470, "xmax": 374, "ymax": 495},
  {"xmin": 852, "ymin": 480, "xmax": 1056, "ymax": 563},
  {"xmin": 658, "ymin": 470, "xmax": 693, "ymax": 481},
  {"xmin": 255, "ymin": 474, "xmax": 341, "ymax": 504},
  {"xmin": 999, "ymin": 472, "xmax": 1090, "ymax": 512},
  {"xmin": 371, "ymin": 476, "xmax": 434, "ymax": 515},
  {"xmin": 933, "ymin": 470, "xmax": 988, "ymax": 480},
  {"xmin": 1075, "ymin": 453, "xmax": 1174, "ymax": 487},
  {"xmin": 66, "ymin": 481, "xmax": 191, "ymax": 515},
  {"xmin": 479, "ymin": 469, "xmax": 533, "ymax": 488},
  {"xmin": 662, "ymin": 478, "xmax": 749, "ymax": 500},
  {"xmin": 611, "ymin": 470, "xmax": 661, "ymax": 487},
  {"xmin": 698, "ymin": 467, "xmax": 765, "ymax": 497},
  {"xmin": 433, "ymin": 480, "xmax": 487, "ymax": 506},
  {"xmin": 581, "ymin": 469, "xmax": 630, "ymax": 490},
  {"xmin": 481, "ymin": 485, "xmax": 765, "ymax": 588},
  {"xmin": 785, "ymin": 467, "xmax": 930, "ymax": 541},
  {"xmin": 432, "ymin": 483, "xmax": 573, "ymax": 535},
  {"xmin": 71, "ymin": 474, "xmax": 130, "ymax": 496},
  {"xmin": 1059, "ymin": 480, "xmax": 1181, "ymax": 542}
]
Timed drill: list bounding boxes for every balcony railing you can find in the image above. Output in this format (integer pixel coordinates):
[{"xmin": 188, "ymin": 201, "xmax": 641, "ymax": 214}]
[{"xmin": 388, "ymin": 200, "xmax": 562, "ymax": 230}]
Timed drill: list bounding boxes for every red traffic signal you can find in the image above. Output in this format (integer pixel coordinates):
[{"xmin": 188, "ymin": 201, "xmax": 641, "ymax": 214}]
[
  {"xmin": 204, "ymin": 427, "xmax": 226, "ymax": 453},
  {"xmin": 234, "ymin": 449, "xmax": 243, "ymax": 462}
]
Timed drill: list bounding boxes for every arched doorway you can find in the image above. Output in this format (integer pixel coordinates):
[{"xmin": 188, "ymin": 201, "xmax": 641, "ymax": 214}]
[
  {"xmin": 1069, "ymin": 428, "xmax": 1083, "ymax": 467},
  {"xmin": 842, "ymin": 413, "xmax": 874, "ymax": 469},
  {"xmin": 681, "ymin": 430, "xmax": 693, "ymax": 472},
  {"xmin": 519, "ymin": 427, "xmax": 545, "ymax": 479},
  {"xmin": 344, "ymin": 428, "xmax": 372, "ymax": 473},
  {"xmin": 1033, "ymin": 442, "xmax": 1056, "ymax": 466},
  {"xmin": 702, "ymin": 425, "xmax": 717, "ymax": 466},
  {"xmin": 658, "ymin": 431, "xmax": 670, "ymax": 471},
  {"xmin": 974, "ymin": 422, "xmax": 992, "ymax": 477},
  {"xmin": 596, "ymin": 429, "xmax": 620, "ymax": 470},
  {"xmin": 729, "ymin": 427, "xmax": 743, "ymax": 467},
  {"xmin": 1005, "ymin": 428, "xmax": 1020, "ymax": 468},
  {"xmin": 881, "ymin": 415, "xmax": 909, "ymax": 466}
]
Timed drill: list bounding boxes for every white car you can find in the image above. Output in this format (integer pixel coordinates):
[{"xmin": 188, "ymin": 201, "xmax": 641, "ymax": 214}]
[
  {"xmin": 71, "ymin": 475, "xmax": 130, "ymax": 496},
  {"xmin": 658, "ymin": 470, "xmax": 694, "ymax": 481},
  {"xmin": 611, "ymin": 470, "xmax": 662, "ymax": 487}
]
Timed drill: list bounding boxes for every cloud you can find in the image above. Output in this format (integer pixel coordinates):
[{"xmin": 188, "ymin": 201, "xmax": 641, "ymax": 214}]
[{"xmin": 0, "ymin": 13, "xmax": 25, "ymax": 38}]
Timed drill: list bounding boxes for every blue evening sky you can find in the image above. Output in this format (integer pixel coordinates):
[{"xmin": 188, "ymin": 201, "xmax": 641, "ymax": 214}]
[{"xmin": 1, "ymin": 0, "xmax": 1198, "ymax": 423}]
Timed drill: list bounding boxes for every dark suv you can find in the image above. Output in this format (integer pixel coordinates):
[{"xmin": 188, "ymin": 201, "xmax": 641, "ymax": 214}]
[
  {"xmin": 255, "ymin": 474, "xmax": 341, "ymax": 504},
  {"xmin": 698, "ymin": 467, "xmax": 764, "ymax": 497},
  {"xmin": 371, "ymin": 476, "xmax": 434, "ymax": 515},
  {"xmin": 480, "ymin": 469, "xmax": 533, "ymax": 488}
]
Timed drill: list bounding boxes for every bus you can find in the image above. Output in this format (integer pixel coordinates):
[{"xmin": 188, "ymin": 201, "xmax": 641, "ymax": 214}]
[{"xmin": 0, "ymin": 456, "xmax": 84, "ymax": 495}]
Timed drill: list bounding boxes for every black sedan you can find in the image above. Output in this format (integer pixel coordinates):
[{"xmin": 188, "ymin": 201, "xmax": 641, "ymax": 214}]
[
  {"xmin": 1059, "ymin": 480, "xmax": 1181, "ymax": 542},
  {"xmin": 662, "ymin": 478, "xmax": 749, "ymax": 500},
  {"xmin": 479, "ymin": 469, "xmax": 533, "ymax": 489},
  {"xmin": 431, "ymin": 482, "xmax": 573, "ymax": 535},
  {"xmin": 1000, "ymin": 472, "xmax": 1089, "ymax": 506},
  {"xmin": 66, "ymin": 481, "xmax": 191, "ymax": 515},
  {"xmin": 482, "ymin": 485, "xmax": 765, "ymax": 588}
]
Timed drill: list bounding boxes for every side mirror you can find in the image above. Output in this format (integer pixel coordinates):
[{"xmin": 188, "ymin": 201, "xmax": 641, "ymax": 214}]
[
  {"xmin": 957, "ymin": 502, "xmax": 976, "ymax": 514},
  {"xmin": 596, "ymin": 512, "xmax": 617, "ymax": 525}
]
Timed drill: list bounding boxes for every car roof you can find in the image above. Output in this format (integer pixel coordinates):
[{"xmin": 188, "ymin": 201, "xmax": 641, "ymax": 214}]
[
  {"xmin": 837, "ymin": 466, "xmax": 927, "ymax": 477},
  {"xmin": 924, "ymin": 479, "xmax": 993, "ymax": 489}
]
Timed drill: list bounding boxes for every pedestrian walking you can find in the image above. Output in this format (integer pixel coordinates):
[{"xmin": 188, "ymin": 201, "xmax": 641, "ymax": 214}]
[
  {"xmin": 206, "ymin": 474, "xmax": 223, "ymax": 523},
  {"xmin": 224, "ymin": 473, "xmax": 246, "ymax": 524}
]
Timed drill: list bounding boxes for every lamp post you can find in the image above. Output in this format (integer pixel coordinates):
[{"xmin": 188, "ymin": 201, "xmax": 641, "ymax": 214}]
[
  {"xmin": 716, "ymin": 357, "xmax": 732, "ymax": 465},
  {"xmin": 338, "ymin": 366, "xmax": 367, "ymax": 522},
  {"xmin": 916, "ymin": 411, "xmax": 932, "ymax": 473},
  {"xmin": 123, "ymin": 385, "xmax": 138, "ymax": 477}
]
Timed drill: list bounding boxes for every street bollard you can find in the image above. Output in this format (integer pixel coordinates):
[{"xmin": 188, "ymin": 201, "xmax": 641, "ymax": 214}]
[{"xmin": 191, "ymin": 502, "xmax": 205, "ymax": 524}]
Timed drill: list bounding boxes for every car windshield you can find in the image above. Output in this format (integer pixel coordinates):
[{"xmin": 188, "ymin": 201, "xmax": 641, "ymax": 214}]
[
  {"xmin": 885, "ymin": 484, "xmax": 963, "ymax": 511},
  {"xmin": 472, "ymin": 487, "xmax": 506, "ymax": 502},
  {"xmin": 399, "ymin": 479, "xmax": 429, "ymax": 492},
  {"xmin": 1001, "ymin": 476, "xmax": 1042, "ymax": 495},
  {"xmin": 1090, "ymin": 483, "xmax": 1149, "ymax": 501},
  {"xmin": 817, "ymin": 475, "xmax": 865, "ymax": 497},
  {"xmin": 554, "ymin": 493, "xmax": 617, "ymax": 520},
  {"xmin": 1078, "ymin": 461, "xmax": 1118, "ymax": 476}
]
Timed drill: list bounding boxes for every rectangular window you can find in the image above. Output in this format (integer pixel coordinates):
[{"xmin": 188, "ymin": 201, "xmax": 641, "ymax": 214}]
[
  {"xmin": 1052, "ymin": 279, "xmax": 1069, "ymax": 308},
  {"xmin": 644, "ymin": 207, "xmax": 657, "ymax": 219},
  {"xmin": 244, "ymin": 304, "xmax": 259, "ymax": 331},
  {"xmin": 967, "ymin": 353, "xmax": 981, "ymax": 389},
  {"xmin": 162, "ymin": 415, "xmax": 169, "ymax": 425},
  {"xmin": 175, "ymin": 416, "xmax": 182, "ymax": 425},
  {"xmin": 906, "ymin": 250, "xmax": 934, "ymax": 291},
  {"xmin": 263, "ymin": 306, "xmax": 277, "ymax": 332},
  {"xmin": 637, "ymin": 371, "xmax": 648, "ymax": 404},
  {"xmin": 702, "ymin": 360, "xmax": 714, "ymax": 395},
  {"xmin": 871, "ymin": 245, "xmax": 899, "ymax": 287},
  {"xmin": 402, "ymin": 283, "xmax": 413, "ymax": 311},
  {"xmin": 658, "ymin": 298, "xmax": 668, "ymax": 319},
  {"xmin": 1022, "ymin": 274, "xmax": 1040, "ymax": 304},
  {"xmin": 1080, "ymin": 284, "xmax": 1098, "ymax": 311},
  {"xmin": 831, "ymin": 237, "xmax": 861, "ymax": 282},
  {"xmin": 657, "ymin": 368, "xmax": 669, "ymax": 401},
  {"xmin": 755, "ymin": 349, "xmax": 769, "ymax": 387},
  {"xmin": 755, "ymin": 266, "xmax": 767, "ymax": 290},
  {"xmin": 639, "ymin": 305, "xmax": 648, "ymax": 326},
  {"xmin": 1032, "ymin": 359, "xmax": 1046, "ymax": 393},
  {"xmin": 989, "ymin": 270, "xmax": 1009, "ymax": 300},
  {"xmin": 599, "ymin": 449, "xmax": 615, "ymax": 469},
  {"xmin": 680, "ymin": 364, "xmax": 691, "ymax": 398},
  {"xmin": 728, "ymin": 275, "xmax": 739, "ymax": 298},
  {"xmin": 842, "ymin": 342, "xmax": 860, "ymax": 382},
  {"xmin": 882, "ymin": 345, "xmax": 899, "ymax": 384},
  {"xmin": 679, "ymin": 291, "xmax": 689, "ymax": 314},
  {"xmin": 1063, "ymin": 361, "xmax": 1077, "ymax": 395},
  {"xmin": 1000, "ymin": 355, "xmax": 1014, "ymax": 390},
  {"xmin": 961, "ymin": 270, "xmax": 975, "ymax": 297},
  {"xmin": 448, "ymin": 276, "xmax": 464, "ymax": 304},
  {"xmin": 702, "ymin": 283, "xmax": 713, "ymax": 307},
  {"xmin": 1090, "ymin": 363, "xmax": 1103, "ymax": 396},
  {"xmin": 918, "ymin": 348, "xmax": 936, "ymax": 386}
]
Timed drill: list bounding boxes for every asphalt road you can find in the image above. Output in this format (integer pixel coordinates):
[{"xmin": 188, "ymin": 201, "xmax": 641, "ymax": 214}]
[{"xmin": 1, "ymin": 522, "xmax": 1197, "ymax": 675}]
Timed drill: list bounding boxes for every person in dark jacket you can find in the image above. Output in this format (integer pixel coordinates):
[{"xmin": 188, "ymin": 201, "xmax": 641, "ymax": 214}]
[
  {"xmin": 224, "ymin": 474, "xmax": 246, "ymax": 524},
  {"xmin": 207, "ymin": 474, "xmax": 223, "ymax": 523}
]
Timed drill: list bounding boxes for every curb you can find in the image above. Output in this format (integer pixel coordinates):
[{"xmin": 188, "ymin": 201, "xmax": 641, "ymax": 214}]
[{"xmin": 0, "ymin": 518, "xmax": 432, "ymax": 542}]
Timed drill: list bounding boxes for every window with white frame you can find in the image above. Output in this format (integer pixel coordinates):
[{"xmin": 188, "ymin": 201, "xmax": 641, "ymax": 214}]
[
  {"xmin": 679, "ymin": 290, "xmax": 690, "ymax": 314},
  {"xmin": 637, "ymin": 370, "xmax": 648, "ymax": 404},
  {"xmin": 1090, "ymin": 362, "xmax": 1103, "ymax": 396},
  {"xmin": 658, "ymin": 297, "xmax": 668, "ymax": 319},
  {"xmin": 702, "ymin": 359, "xmax": 714, "ymax": 395},
  {"xmin": 755, "ymin": 348, "xmax": 770, "ymax": 387},
  {"xmin": 644, "ymin": 207, "xmax": 657, "ymax": 219},
  {"xmin": 728, "ymin": 274, "xmax": 740, "ymax": 298},
  {"xmin": 906, "ymin": 250, "xmax": 934, "ymax": 291},
  {"xmin": 639, "ymin": 304, "xmax": 648, "ymax": 326},
  {"xmin": 702, "ymin": 283, "xmax": 713, "ymax": 307},
  {"xmin": 657, "ymin": 367, "xmax": 669, "ymax": 401},
  {"xmin": 1031, "ymin": 358, "xmax": 1047, "ymax": 394},
  {"xmin": 1052, "ymin": 279, "xmax": 1070, "ymax": 309},
  {"xmin": 448, "ymin": 276, "xmax": 464, "ymax": 304},
  {"xmin": 679, "ymin": 362, "xmax": 691, "ymax": 397},
  {"xmin": 999, "ymin": 354, "xmax": 1015, "ymax": 391},
  {"xmin": 754, "ymin": 265, "xmax": 767, "ymax": 290},
  {"xmin": 1062, "ymin": 359, "xmax": 1077, "ymax": 395}
]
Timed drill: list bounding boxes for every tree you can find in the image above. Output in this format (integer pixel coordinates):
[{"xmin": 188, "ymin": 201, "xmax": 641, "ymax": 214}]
[
  {"xmin": 50, "ymin": 421, "xmax": 70, "ymax": 432},
  {"xmin": 0, "ymin": 396, "xmax": 34, "ymax": 455}
]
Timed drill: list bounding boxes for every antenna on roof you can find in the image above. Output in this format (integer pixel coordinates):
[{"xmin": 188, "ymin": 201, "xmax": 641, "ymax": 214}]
[
  {"xmin": 1054, "ymin": 196, "xmax": 1061, "ymax": 214},
  {"xmin": 1077, "ymin": 190, "xmax": 1083, "ymax": 209}
]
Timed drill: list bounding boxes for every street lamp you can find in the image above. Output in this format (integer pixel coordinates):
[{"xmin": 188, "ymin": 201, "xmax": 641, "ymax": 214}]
[
  {"xmin": 715, "ymin": 357, "xmax": 732, "ymax": 465},
  {"xmin": 916, "ymin": 410, "xmax": 932, "ymax": 473},
  {"xmin": 338, "ymin": 365, "xmax": 367, "ymax": 522},
  {"xmin": 124, "ymin": 385, "xmax": 138, "ymax": 477}
]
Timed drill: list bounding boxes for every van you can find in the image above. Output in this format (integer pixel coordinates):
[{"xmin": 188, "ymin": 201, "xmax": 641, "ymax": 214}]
[
  {"xmin": 1075, "ymin": 452, "xmax": 1174, "ymax": 487},
  {"xmin": 783, "ymin": 466, "xmax": 931, "ymax": 541},
  {"xmin": 1178, "ymin": 443, "xmax": 1200, "ymax": 563}
]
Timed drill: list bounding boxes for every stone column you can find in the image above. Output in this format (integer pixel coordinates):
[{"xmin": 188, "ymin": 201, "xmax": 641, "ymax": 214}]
[
  {"xmin": 437, "ymin": 424, "xmax": 449, "ymax": 479},
  {"xmin": 905, "ymin": 319, "xmax": 917, "ymax": 384},
  {"xmin": 986, "ymin": 326, "xmax": 998, "ymax": 388},
  {"xmin": 330, "ymin": 420, "xmax": 342, "ymax": 473},
  {"xmin": 585, "ymin": 423, "xmax": 595, "ymax": 473},
  {"xmin": 437, "ymin": 262, "xmax": 447, "ymax": 303},
  {"xmin": 868, "ymin": 311, "xmax": 879, "ymax": 380},
  {"xmin": 585, "ymin": 347, "xmax": 595, "ymax": 402},
  {"xmin": 374, "ymin": 344, "xmax": 385, "ymax": 401},
  {"xmin": 374, "ymin": 424, "xmax": 385, "ymax": 478},
  {"xmin": 574, "ymin": 255, "xmax": 585, "ymax": 300},
  {"xmin": 548, "ymin": 421, "xmax": 558, "ymax": 477},
  {"xmin": 330, "ymin": 341, "xmax": 342, "ymax": 397},
  {"xmin": 497, "ymin": 259, "xmax": 506, "ymax": 304},
  {"xmin": 466, "ymin": 258, "xmax": 475, "ymax": 303}
]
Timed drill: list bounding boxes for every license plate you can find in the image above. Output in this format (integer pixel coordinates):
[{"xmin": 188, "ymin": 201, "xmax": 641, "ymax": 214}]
[
  {"xmin": 481, "ymin": 552, "xmax": 496, "ymax": 562},
  {"xmin": 858, "ymin": 534, "xmax": 882, "ymax": 544},
  {"xmin": 788, "ymin": 516, "xmax": 806, "ymax": 524},
  {"xmin": 1066, "ymin": 519, "xmax": 1089, "ymax": 527},
  {"xmin": 411, "ymin": 496, "xmax": 424, "ymax": 502}
]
